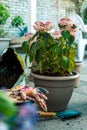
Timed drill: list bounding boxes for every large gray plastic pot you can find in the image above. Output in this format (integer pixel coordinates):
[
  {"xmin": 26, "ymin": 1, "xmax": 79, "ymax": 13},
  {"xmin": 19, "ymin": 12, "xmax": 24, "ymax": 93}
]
[{"xmin": 31, "ymin": 72, "xmax": 79, "ymax": 112}]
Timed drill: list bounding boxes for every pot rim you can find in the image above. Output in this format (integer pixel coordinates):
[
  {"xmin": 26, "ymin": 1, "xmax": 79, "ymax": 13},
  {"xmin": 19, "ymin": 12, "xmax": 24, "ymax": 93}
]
[
  {"xmin": 31, "ymin": 71, "xmax": 80, "ymax": 81},
  {"xmin": 75, "ymin": 61, "xmax": 83, "ymax": 65},
  {"xmin": 0, "ymin": 38, "xmax": 11, "ymax": 41}
]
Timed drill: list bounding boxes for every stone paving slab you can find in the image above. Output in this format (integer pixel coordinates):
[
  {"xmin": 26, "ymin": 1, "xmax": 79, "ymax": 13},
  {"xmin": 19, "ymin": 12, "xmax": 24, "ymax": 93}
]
[
  {"xmin": 36, "ymin": 84, "xmax": 87, "ymax": 130},
  {"xmin": 79, "ymin": 80, "xmax": 87, "ymax": 87},
  {"xmin": 18, "ymin": 53, "xmax": 87, "ymax": 130},
  {"xmin": 75, "ymin": 84, "xmax": 87, "ymax": 95},
  {"xmin": 36, "ymin": 115, "xmax": 87, "ymax": 130},
  {"xmin": 68, "ymin": 90, "xmax": 87, "ymax": 109},
  {"xmin": 35, "ymin": 59, "xmax": 87, "ymax": 130},
  {"xmin": 80, "ymin": 75, "xmax": 87, "ymax": 82}
]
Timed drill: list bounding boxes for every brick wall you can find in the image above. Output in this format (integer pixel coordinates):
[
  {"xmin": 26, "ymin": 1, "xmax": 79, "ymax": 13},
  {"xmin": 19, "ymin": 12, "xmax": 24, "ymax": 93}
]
[
  {"xmin": 0, "ymin": 0, "xmax": 29, "ymax": 37},
  {"xmin": 0, "ymin": 0, "xmax": 76, "ymax": 37},
  {"xmin": 36, "ymin": 0, "xmax": 76, "ymax": 30}
]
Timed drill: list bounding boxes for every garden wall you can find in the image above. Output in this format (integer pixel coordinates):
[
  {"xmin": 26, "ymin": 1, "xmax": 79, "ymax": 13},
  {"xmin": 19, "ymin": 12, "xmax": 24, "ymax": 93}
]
[
  {"xmin": 0, "ymin": 0, "xmax": 29, "ymax": 37},
  {"xmin": 0, "ymin": 0, "xmax": 76, "ymax": 37},
  {"xmin": 36, "ymin": 0, "xmax": 76, "ymax": 29}
]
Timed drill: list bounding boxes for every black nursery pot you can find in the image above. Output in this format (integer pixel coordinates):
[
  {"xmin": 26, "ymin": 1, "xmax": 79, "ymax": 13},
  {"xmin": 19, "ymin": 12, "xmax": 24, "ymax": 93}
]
[{"xmin": 0, "ymin": 48, "xmax": 24, "ymax": 89}]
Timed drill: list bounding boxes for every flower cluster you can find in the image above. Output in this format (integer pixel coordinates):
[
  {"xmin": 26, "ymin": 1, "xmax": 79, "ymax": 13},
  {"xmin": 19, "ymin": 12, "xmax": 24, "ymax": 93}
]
[
  {"xmin": 52, "ymin": 18, "xmax": 78, "ymax": 39},
  {"xmin": 22, "ymin": 18, "xmax": 78, "ymax": 76},
  {"xmin": 59, "ymin": 18, "xmax": 78, "ymax": 35},
  {"xmin": 33, "ymin": 21, "xmax": 54, "ymax": 31}
]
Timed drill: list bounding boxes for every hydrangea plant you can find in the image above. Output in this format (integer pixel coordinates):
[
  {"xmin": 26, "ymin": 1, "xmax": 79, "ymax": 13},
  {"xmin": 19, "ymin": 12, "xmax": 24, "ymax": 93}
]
[{"xmin": 22, "ymin": 18, "xmax": 78, "ymax": 76}]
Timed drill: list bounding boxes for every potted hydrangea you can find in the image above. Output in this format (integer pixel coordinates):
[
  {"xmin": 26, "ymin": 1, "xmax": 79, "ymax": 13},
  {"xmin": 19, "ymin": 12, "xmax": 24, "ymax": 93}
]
[
  {"xmin": 11, "ymin": 15, "xmax": 25, "ymax": 36},
  {"xmin": 22, "ymin": 18, "xmax": 79, "ymax": 111}
]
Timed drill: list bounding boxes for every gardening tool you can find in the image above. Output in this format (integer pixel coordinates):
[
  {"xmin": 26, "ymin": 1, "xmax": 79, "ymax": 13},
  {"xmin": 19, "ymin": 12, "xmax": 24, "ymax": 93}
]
[{"xmin": 38, "ymin": 109, "xmax": 81, "ymax": 119}]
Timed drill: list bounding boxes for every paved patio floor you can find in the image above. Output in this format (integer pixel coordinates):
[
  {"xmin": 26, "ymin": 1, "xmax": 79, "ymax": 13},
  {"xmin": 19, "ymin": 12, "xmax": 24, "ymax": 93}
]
[
  {"xmin": 35, "ymin": 56, "xmax": 87, "ymax": 130},
  {"xmin": 17, "ymin": 51, "xmax": 87, "ymax": 130}
]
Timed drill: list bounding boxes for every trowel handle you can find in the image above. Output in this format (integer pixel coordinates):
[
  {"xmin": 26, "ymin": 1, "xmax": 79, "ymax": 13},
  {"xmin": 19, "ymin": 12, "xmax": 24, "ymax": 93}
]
[{"xmin": 38, "ymin": 111, "xmax": 56, "ymax": 117}]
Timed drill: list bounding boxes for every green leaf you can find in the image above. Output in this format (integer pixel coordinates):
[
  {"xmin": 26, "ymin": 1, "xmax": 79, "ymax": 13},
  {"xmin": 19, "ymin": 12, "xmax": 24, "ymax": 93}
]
[
  {"xmin": 29, "ymin": 40, "xmax": 42, "ymax": 63},
  {"xmin": 68, "ymin": 59, "xmax": 75, "ymax": 72},
  {"xmin": 49, "ymin": 43, "xmax": 58, "ymax": 51},
  {"xmin": 71, "ymin": 24, "xmax": 77, "ymax": 29},
  {"xmin": 63, "ymin": 48, "xmax": 69, "ymax": 56},
  {"xmin": 57, "ymin": 48, "xmax": 62, "ymax": 55},
  {"xmin": 29, "ymin": 54, "xmax": 33, "ymax": 63},
  {"xmin": 22, "ymin": 41, "xmax": 29, "ymax": 54},
  {"xmin": 0, "ymin": 91, "xmax": 17, "ymax": 117},
  {"xmin": 0, "ymin": 3, "xmax": 10, "ymax": 25},
  {"xmin": 61, "ymin": 56, "xmax": 69, "ymax": 71},
  {"xmin": 68, "ymin": 35, "xmax": 75, "ymax": 45},
  {"xmin": 68, "ymin": 47, "xmax": 76, "ymax": 59},
  {"xmin": 30, "ymin": 40, "xmax": 39, "ymax": 54},
  {"xmin": 35, "ymin": 49, "xmax": 43, "ymax": 64},
  {"xmin": 11, "ymin": 16, "xmax": 24, "ymax": 27},
  {"xmin": 42, "ymin": 32, "xmax": 54, "ymax": 45},
  {"xmin": 58, "ymin": 24, "xmax": 67, "ymax": 28},
  {"xmin": 61, "ymin": 30, "xmax": 70, "ymax": 40}
]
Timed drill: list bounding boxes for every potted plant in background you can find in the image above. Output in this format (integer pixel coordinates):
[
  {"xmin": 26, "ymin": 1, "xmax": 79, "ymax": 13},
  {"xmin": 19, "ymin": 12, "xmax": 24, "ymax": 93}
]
[
  {"xmin": 74, "ymin": 60, "xmax": 83, "ymax": 87},
  {"xmin": 0, "ymin": 3, "xmax": 11, "ymax": 55},
  {"xmin": 10, "ymin": 15, "xmax": 28, "ymax": 49},
  {"xmin": 11, "ymin": 16, "xmax": 26, "ymax": 37},
  {"xmin": 22, "ymin": 18, "xmax": 79, "ymax": 112}
]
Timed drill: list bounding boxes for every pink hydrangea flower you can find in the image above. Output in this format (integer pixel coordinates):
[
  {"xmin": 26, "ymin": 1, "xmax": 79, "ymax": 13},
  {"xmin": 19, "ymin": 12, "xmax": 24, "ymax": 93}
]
[
  {"xmin": 44, "ymin": 21, "xmax": 54, "ymax": 31},
  {"xmin": 58, "ymin": 18, "xmax": 73, "ymax": 27},
  {"xmin": 58, "ymin": 18, "xmax": 78, "ymax": 36},
  {"xmin": 33, "ymin": 21, "xmax": 45, "ymax": 31},
  {"xmin": 69, "ymin": 27, "xmax": 78, "ymax": 36},
  {"xmin": 33, "ymin": 21, "xmax": 54, "ymax": 32},
  {"xmin": 24, "ymin": 32, "xmax": 34, "ymax": 39},
  {"xmin": 52, "ymin": 30, "xmax": 61, "ymax": 39},
  {"xmin": 22, "ymin": 32, "xmax": 34, "ymax": 45}
]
